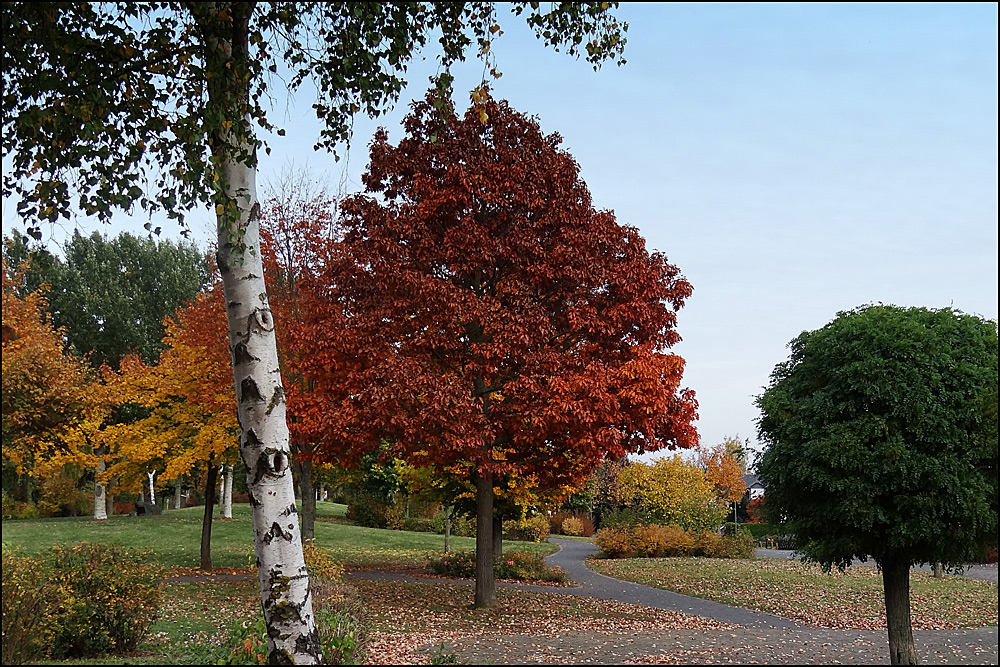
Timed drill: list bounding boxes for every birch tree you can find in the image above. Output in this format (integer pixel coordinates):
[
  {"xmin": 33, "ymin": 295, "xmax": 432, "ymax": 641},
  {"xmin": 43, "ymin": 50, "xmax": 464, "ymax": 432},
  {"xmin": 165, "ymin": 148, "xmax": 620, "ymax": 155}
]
[{"xmin": 3, "ymin": 2, "xmax": 628, "ymax": 660}]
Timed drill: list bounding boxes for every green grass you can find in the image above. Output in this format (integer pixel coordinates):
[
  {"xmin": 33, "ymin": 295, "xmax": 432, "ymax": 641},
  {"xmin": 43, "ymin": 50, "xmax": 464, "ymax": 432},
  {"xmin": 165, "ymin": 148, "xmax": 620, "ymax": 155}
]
[
  {"xmin": 0, "ymin": 502, "xmax": 557, "ymax": 570},
  {"xmin": 588, "ymin": 556, "xmax": 999, "ymax": 630}
]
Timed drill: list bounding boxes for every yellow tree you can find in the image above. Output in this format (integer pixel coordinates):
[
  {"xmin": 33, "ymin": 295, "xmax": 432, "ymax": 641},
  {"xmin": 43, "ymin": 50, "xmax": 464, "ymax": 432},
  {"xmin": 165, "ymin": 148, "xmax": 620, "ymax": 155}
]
[
  {"xmin": 2, "ymin": 258, "xmax": 108, "ymax": 510},
  {"xmin": 107, "ymin": 285, "xmax": 239, "ymax": 568},
  {"xmin": 616, "ymin": 456, "xmax": 727, "ymax": 531}
]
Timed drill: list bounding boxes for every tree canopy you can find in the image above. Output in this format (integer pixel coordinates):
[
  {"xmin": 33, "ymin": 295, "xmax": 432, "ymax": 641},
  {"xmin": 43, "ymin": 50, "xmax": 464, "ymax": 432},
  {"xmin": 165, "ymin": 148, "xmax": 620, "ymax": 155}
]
[
  {"xmin": 295, "ymin": 90, "xmax": 697, "ymax": 606},
  {"xmin": 3, "ymin": 231, "xmax": 209, "ymax": 369},
  {"xmin": 756, "ymin": 304, "xmax": 998, "ymax": 664}
]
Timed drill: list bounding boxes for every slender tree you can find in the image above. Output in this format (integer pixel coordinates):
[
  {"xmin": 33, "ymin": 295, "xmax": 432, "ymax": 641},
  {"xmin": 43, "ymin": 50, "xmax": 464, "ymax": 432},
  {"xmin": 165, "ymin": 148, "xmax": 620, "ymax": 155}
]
[
  {"xmin": 757, "ymin": 305, "xmax": 998, "ymax": 665},
  {"xmin": 3, "ymin": 3, "xmax": 629, "ymax": 658}
]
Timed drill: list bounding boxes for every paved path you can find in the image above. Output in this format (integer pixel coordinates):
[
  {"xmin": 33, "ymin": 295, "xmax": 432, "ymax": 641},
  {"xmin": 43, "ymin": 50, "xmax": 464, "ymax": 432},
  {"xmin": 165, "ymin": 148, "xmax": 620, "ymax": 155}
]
[
  {"xmin": 354, "ymin": 538, "xmax": 997, "ymax": 664},
  {"xmin": 544, "ymin": 538, "xmax": 801, "ymax": 629}
]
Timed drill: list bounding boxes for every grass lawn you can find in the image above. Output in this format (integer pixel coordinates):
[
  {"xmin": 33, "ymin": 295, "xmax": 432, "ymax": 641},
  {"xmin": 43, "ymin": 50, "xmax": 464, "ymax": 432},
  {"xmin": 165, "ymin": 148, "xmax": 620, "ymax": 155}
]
[
  {"xmin": 0, "ymin": 501, "xmax": 557, "ymax": 570},
  {"xmin": 587, "ymin": 556, "xmax": 999, "ymax": 630}
]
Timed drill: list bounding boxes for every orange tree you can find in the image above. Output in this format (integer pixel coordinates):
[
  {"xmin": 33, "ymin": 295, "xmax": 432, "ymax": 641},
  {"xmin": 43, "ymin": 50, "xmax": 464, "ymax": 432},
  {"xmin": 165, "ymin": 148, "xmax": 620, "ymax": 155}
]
[
  {"xmin": 2, "ymin": 258, "xmax": 108, "ymax": 508},
  {"xmin": 298, "ymin": 91, "xmax": 698, "ymax": 607},
  {"xmin": 106, "ymin": 284, "xmax": 238, "ymax": 567}
]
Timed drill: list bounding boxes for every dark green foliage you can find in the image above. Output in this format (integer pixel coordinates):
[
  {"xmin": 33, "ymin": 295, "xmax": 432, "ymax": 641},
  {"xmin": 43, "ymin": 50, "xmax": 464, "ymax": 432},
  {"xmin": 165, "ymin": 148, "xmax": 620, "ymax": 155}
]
[
  {"xmin": 756, "ymin": 305, "xmax": 998, "ymax": 571},
  {"xmin": 3, "ymin": 230, "xmax": 209, "ymax": 369},
  {"xmin": 2, "ymin": 2, "xmax": 627, "ymax": 235}
]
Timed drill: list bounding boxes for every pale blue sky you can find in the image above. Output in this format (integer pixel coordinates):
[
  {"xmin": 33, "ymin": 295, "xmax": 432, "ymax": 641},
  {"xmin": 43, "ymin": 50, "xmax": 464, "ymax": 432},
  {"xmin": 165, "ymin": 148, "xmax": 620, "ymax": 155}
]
[{"xmin": 4, "ymin": 3, "xmax": 997, "ymax": 460}]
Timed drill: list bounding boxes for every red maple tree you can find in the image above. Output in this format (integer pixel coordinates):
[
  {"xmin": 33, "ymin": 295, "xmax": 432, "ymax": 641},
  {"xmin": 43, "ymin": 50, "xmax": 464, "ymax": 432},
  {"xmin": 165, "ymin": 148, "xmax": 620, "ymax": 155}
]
[{"xmin": 300, "ymin": 91, "xmax": 698, "ymax": 606}]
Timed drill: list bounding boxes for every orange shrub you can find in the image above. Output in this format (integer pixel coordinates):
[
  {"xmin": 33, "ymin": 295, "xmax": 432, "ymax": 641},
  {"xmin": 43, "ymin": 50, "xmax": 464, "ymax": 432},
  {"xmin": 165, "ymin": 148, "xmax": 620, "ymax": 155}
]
[{"xmin": 593, "ymin": 526, "xmax": 637, "ymax": 558}]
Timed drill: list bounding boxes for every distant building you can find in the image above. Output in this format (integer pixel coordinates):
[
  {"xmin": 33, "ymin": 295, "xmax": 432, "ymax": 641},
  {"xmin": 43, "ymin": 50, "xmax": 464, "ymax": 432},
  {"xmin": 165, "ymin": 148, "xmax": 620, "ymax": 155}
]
[{"xmin": 743, "ymin": 473, "xmax": 765, "ymax": 500}]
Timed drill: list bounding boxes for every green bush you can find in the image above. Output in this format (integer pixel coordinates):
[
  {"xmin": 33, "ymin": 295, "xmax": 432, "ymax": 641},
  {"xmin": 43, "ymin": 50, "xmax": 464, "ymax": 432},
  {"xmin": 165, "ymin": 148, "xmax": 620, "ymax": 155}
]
[
  {"xmin": 494, "ymin": 550, "xmax": 567, "ymax": 583},
  {"xmin": 428, "ymin": 549, "xmax": 566, "ymax": 583},
  {"xmin": 44, "ymin": 542, "xmax": 163, "ymax": 659},
  {"xmin": 2, "ymin": 546, "xmax": 53, "ymax": 665}
]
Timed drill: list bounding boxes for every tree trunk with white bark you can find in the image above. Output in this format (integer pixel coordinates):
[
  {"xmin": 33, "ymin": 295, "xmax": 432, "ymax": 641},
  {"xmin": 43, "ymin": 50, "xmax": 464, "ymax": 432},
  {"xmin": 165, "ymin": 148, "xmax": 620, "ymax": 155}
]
[
  {"xmin": 222, "ymin": 464, "xmax": 234, "ymax": 519},
  {"xmin": 93, "ymin": 457, "xmax": 108, "ymax": 520},
  {"xmin": 196, "ymin": 5, "xmax": 320, "ymax": 661}
]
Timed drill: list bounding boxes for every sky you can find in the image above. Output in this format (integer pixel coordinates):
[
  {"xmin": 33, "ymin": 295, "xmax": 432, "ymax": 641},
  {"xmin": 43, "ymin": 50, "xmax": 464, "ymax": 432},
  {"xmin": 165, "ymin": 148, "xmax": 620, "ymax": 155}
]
[{"xmin": 3, "ymin": 3, "xmax": 997, "ymax": 462}]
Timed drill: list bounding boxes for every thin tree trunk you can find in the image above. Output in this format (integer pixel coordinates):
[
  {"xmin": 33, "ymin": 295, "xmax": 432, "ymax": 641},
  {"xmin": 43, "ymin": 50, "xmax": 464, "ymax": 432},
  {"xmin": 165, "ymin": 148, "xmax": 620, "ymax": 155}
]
[
  {"xmin": 174, "ymin": 478, "xmax": 183, "ymax": 510},
  {"xmin": 148, "ymin": 470, "xmax": 156, "ymax": 506},
  {"xmin": 297, "ymin": 457, "xmax": 315, "ymax": 542},
  {"xmin": 444, "ymin": 506, "xmax": 452, "ymax": 554},
  {"xmin": 883, "ymin": 557, "xmax": 919, "ymax": 665},
  {"xmin": 201, "ymin": 463, "xmax": 218, "ymax": 571},
  {"xmin": 493, "ymin": 514, "xmax": 503, "ymax": 559},
  {"xmin": 106, "ymin": 476, "xmax": 114, "ymax": 517},
  {"xmin": 93, "ymin": 457, "xmax": 108, "ymax": 520},
  {"xmin": 474, "ymin": 471, "xmax": 496, "ymax": 608},
  {"xmin": 222, "ymin": 464, "xmax": 234, "ymax": 519},
  {"xmin": 194, "ymin": 6, "xmax": 319, "ymax": 661},
  {"xmin": 932, "ymin": 562, "xmax": 943, "ymax": 578}
]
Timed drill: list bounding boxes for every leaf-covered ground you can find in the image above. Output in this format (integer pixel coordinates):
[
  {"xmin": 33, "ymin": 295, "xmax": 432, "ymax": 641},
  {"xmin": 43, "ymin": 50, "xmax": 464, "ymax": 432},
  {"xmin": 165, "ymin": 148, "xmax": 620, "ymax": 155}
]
[
  {"xmin": 354, "ymin": 580, "xmax": 736, "ymax": 664},
  {"xmin": 587, "ymin": 556, "xmax": 999, "ymax": 630}
]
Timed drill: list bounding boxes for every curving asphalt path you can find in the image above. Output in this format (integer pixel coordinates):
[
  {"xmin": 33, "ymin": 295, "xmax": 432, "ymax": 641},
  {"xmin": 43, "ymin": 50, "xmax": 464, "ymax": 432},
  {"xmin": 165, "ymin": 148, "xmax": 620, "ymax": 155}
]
[{"xmin": 543, "ymin": 538, "xmax": 802, "ymax": 629}]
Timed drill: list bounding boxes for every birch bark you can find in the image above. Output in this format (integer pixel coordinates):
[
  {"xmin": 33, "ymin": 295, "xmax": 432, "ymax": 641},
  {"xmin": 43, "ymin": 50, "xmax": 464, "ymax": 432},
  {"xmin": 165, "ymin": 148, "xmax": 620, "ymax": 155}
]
[
  {"xmin": 222, "ymin": 463, "xmax": 234, "ymax": 519},
  {"xmin": 197, "ymin": 5, "xmax": 320, "ymax": 662},
  {"xmin": 93, "ymin": 458, "xmax": 108, "ymax": 520}
]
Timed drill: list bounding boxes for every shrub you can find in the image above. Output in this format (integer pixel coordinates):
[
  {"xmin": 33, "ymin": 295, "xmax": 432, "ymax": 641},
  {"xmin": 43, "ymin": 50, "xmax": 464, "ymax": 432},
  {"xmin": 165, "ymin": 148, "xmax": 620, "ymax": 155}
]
[
  {"xmin": 494, "ymin": 550, "xmax": 567, "ymax": 583},
  {"xmin": 44, "ymin": 542, "xmax": 163, "ymax": 659},
  {"xmin": 560, "ymin": 516, "xmax": 585, "ymax": 536},
  {"xmin": 402, "ymin": 517, "xmax": 436, "ymax": 533},
  {"xmin": 552, "ymin": 512, "xmax": 594, "ymax": 537},
  {"xmin": 428, "ymin": 550, "xmax": 566, "ymax": 583},
  {"xmin": 593, "ymin": 526, "xmax": 638, "ymax": 558},
  {"xmin": 37, "ymin": 474, "xmax": 91, "ymax": 517},
  {"xmin": 504, "ymin": 514, "xmax": 550, "ymax": 542},
  {"xmin": 2, "ymin": 546, "xmax": 52, "ymax": 665},
  {"xmin": 302, "ymin": 542, "xmax": 344, "ymax": 582},
  {"xmin": 13, "ymin": 500, "xmax": 40, "ymax": 519},
  {"xmin": 1, "ymin": 491, "xmax": 14, "ymax": 520},
  {"xmin": 595, "ymin": 524, "xmax": 755, "ymax": 560}
]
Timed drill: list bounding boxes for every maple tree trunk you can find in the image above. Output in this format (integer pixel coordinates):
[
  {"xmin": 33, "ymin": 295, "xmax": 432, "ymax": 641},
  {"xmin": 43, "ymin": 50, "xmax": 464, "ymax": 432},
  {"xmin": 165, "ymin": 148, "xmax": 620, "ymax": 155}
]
[
  {"xmin": 174, "ymin": 478, "xmax": 183, "ymax": 510},
  {"xmin": 201, "ymin": 462, "xmax": 218, "ymax": 571},
  {"xmin": 297, "ymin": 457, "xmax": 316, "ymax": 542},
  {"xmin": 198, "ymin": 5, "xmax": 321, "ymax": 662},
  {"xmin": 474, "ymin": 471, "xmax": 496, "ymax": 608},
  {"xmin": 883, "ymin": 557, "xmax": 919, "ymax": 665},
  {"xmin": 932, "ymin": 562, "xmax": 943, "ymax": 578},
  {"xmin": 222, "ymin": 464, "xmax": 234, "ymax": 519},
  {"xmin": 93, "ymin": 457, "xmax": 108, "ymax": 520}
]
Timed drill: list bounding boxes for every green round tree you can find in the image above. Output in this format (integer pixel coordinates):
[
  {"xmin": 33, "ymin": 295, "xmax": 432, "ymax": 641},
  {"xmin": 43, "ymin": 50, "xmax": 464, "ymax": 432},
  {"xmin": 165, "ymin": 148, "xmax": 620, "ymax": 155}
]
[{"xmin": 756, "ymin": 304, "xmax": 998, "ymax": 666}]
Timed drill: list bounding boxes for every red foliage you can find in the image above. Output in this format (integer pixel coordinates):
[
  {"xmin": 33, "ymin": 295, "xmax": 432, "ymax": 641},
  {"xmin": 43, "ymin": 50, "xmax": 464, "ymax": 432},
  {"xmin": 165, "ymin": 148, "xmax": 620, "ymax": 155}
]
[
  {"xmin": 746, "ymin": 496, "xmax": 766, "ymax": 523},
  {"xmin": 292, "ymin": 91, "xmax": 698, "ymax": 493}
]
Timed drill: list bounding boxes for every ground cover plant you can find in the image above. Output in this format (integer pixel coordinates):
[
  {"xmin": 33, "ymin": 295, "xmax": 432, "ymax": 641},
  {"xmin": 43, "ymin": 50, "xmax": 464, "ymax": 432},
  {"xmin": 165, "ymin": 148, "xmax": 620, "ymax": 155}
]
[{"xmin": 588, "ymin": 556, "xmax": 999, "ymax": 630}]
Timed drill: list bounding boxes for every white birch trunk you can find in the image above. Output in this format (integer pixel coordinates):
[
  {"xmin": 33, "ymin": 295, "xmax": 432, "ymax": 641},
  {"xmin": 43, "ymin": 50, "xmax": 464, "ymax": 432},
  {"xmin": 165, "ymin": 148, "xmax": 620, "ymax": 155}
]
[
  {"xmin": 199, "ymin": 7, "xmax": 320, "ymax": 661},
  {"xmin": 222, "ymin": 463, "xmax": 234, "ymax": 519},
  {"xmin": 93, "ymin": 458, "xmax": 108, "ymax": 521},
  {"xmin": 148, "ymin": 470, "xmax": 156, "ymax": 506},
  {"xmin": 217, "ymin": 465, "xmax": 225, "ymax": 512}
]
